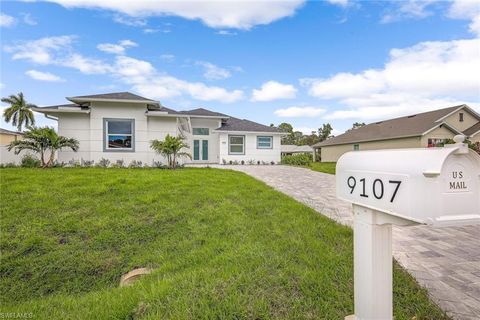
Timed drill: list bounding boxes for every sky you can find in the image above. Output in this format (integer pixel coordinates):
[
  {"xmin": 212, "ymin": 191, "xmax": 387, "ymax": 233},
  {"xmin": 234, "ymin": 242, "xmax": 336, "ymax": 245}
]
[{"xmin": 1, "ymin": 0, "xmax": 479, "ymax": 135}]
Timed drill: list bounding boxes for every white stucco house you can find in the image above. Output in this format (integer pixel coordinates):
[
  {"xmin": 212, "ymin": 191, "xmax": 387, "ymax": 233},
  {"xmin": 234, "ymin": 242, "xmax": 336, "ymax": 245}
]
[{"xmin": 33, "ymin": 92, "xmax": 284, "ymax": 165}]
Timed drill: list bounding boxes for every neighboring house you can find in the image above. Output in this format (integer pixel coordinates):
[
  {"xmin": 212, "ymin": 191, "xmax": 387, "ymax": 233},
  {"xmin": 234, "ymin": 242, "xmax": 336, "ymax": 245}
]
[
  {"xmin": 281, "ymin": 144, "xmax": 314, "ymax": 156},
  {"xmin": 313, "ymin": 105, "xmax": 480, "ymax": 162},
  {"xmin": 33, "ymin": 92, "xmax": 284, "ymax": 165},
  {"xmin": 0, "ymin": 128, "xmax": 25, "ymax": 164}
]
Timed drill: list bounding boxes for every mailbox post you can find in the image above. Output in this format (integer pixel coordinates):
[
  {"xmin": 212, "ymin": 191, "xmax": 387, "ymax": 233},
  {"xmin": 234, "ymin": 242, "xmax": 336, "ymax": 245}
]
[{"xmin": 336, "ymin": 135, "xmax": 480, "ymax": 320}]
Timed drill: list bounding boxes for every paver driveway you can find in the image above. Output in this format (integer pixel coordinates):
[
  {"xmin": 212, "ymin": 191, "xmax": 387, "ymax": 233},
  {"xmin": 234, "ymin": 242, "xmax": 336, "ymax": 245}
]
[{"xmin": 213, "ymin": 165, "xmax": 480, "ymax": 320}]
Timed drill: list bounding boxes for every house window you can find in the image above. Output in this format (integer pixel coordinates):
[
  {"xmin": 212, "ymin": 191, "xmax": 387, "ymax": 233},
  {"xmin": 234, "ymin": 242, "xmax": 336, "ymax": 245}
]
[
  {"xmin": 427, "ymin": 138, "xmax": 445, "ymax": 148},
  {"xmin": 353, "ymin": 144, "xmax": 359, "ymax": 151},
  {"xmin": 229, "ymin": 135, "xmax": 245, "ymax": 155},
  {"xmin": 192, "ymin": 128, "xmax": 209, "ymax": 135},
  {"xmin": 104, "ymin": 118, "xmax": 134, "ymax": 151},
  {"xmin": 257, "ymin": 136, "xmax": 273, "ymax": 149},
  {"xmin": 459, "ymin": 112, "xmax": 464, "ymax": 122}
]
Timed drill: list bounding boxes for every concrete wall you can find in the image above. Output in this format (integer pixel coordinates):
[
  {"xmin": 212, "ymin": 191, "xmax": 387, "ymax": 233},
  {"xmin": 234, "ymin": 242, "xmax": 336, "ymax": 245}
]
[
  {"xmin": 444, "ymin": 109, "xmax": 479, "ymax": 132},
  {"xmin": 219, "ymin": 132, "xmax": 281, "ymax": 163},
  {"xmin": 320, "ymin": 136, "xmax": 422, "ymax": 162}
]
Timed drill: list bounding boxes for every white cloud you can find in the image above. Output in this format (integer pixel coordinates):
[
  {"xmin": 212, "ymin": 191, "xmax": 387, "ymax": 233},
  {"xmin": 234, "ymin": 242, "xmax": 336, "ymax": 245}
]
[
  {"xmin": 305, "ymin": 38, "xmax": 480, "ymax": 120},
  {"xmin": 196, "ymin": 61, "xmax": 231, "ymax": 80},
  {"xmin": 63, "ymin": 53, "xmax": 112, "ymax": 74},
  {"xmin": 252, "ymin": 81, "xmax": 297, "ymax": 102},
  {"xmin": 97, "ymin": 39, "xmax": 137, "ymax": 54},
  {"xmin": 275, "ymin": 106, "xmax": 326, "ymax": 118},
  {"xmin": 160, "ymin": 54, "xmax": 175, "ymax": 62},
  {"xmin": 112, "ymin": 14, "xmax": 147, "ymax": 26},
  {"xmin": 326, "ymin": 0, "xmax": 349, "ymax": 7},
  {"xmin": 26, "ymin": 70, "xmax": 65, "ymax": 82},
  {"xmin": 293, "ymin": 127, "xmax": 317, "ymax": 134},
  {"xmin": 5, "ymin": 35, "xmax": 75, "ymax": 64},
  {"xmin": 0, "ymin": 13, "xmax": 16, "ymax": 27},
  {"xmin": 216, "ymin": 30, "xmax": 237, "ymax": 36},
  {"xmin": 143, "ymin": 28, "xmax": 158, "ymax": 33},
  {"xmin": 43, "ymin": 0, "xmax": 305, "ymax": 30},
  {"xmin": 448, "ymin": 0, "xmax": 480, "ymax": 36},
  {"xmin": 22, "ymin": 13, "xmax": 37, "ymax": 26},
  {"xmin": 381, "ymin": 0, "xmax": 437, "ymax": 24}
]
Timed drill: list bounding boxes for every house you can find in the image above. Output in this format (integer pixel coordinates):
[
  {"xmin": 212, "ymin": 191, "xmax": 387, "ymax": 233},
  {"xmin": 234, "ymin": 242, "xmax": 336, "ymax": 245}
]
[
  {"xmin": 280, "ymin": 145, "xmax": 314, "ymax": 156},
  {"xmin": 33, "ymin": 92, "xmax": 284, "ymax": 165},
  {"xmin": 0, "ymin": 128, "xmax": 25, "ymax": 164},
  {"xmin": 313, "ymin": 105, "xmax": 480, "ymax": 162}
]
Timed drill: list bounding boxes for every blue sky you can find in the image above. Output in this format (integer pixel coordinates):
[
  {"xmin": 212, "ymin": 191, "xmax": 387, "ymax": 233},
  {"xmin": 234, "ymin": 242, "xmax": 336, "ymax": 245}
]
[{"xmin": 1, "ymin": 0, "xmax": 479, "ymax": 135}]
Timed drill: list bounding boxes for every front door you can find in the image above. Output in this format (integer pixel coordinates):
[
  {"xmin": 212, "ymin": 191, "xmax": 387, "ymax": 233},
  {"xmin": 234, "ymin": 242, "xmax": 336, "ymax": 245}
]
[{"xmin": 193, "ymin": 140, "xmax": 208, "ymax": 161}]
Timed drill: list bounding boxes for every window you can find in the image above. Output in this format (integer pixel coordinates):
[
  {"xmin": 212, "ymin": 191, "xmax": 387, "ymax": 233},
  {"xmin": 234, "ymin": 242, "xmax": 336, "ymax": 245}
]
[
  {"xmin": 229, "ymin": 135, "xmax": 245, "ymax": 154},
  {"xmin": 257, "ymin": 136, "xmax": 273, "ymax": 149},
  {"xmin": 192, "ymin": 128, "xmax": 209, "ymax": 135},
  {"xmin": 427, "ymin": 138, "xmax": 445, "ymax": 148},
  {"xmin": 104, "ymin": 119, "xmax": 134, "ymax": 151},
  {"xmin": 459, "ymin": 112, "xmax": 464, "ymax": 122},
  {"xmin": 353, "ymin": 144, "xmax": 359, "ymax": 151}
]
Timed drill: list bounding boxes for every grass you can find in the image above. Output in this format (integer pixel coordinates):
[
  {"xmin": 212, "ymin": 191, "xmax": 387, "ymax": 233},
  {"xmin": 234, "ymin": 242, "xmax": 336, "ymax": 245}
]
[
  {"xmin": 307, "ymin": 162, "xmax": 337, "ymax": 175},
  {"xmin": 0, "ymin": 168, "xmax": 448, "ymax": 319}
]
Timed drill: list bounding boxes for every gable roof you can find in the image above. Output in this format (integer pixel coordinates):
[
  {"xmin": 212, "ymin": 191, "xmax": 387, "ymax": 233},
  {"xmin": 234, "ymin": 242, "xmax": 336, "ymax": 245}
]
[
  {"xmin": 314, "ymin": 105, "xmax": 473, "ymax": 148},
  {"xmin": 216, "ymin": 117, "xmax": 284, "ymax": 133},
  {"xmin": 67, "ymin": 92, "xmax": 158, "ymax": 104},
  {"xmin": 464, "ymin": 122, "xmax": 480, "ymax": 137},
  {"xmin": 180, "ymin": 108, "xmax": 228, "ymax": 117}
]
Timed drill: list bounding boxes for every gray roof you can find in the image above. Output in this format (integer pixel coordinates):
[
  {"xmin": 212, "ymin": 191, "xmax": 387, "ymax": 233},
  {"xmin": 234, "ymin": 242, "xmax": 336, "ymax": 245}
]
[
  {"xmin": 36, "ymin": 103, "xmax": 86, "ymax": 110},
  {"xmin": 314, "ymin": 105, "xmax": 476, "ymax": 148},
  {"xmin": 68, "ymin": 92, "xmax": 157, "ymax": 102},
  {"xmin": 216, "ymin": 117, "xmax": 284, "ymax": 133},
  {"xmin": 180, "ymin": 108, "xmax": 228, "ymax": 117},
  {"xmin": 464, "ymin": 122, "xmax": 480, "ymax": 136},
  {"xmin": 281, "ymin": 145, "xmax": 314, "ymax": 153},
  {"xmin": 0, "ymin": 128, "xmax": 23, "ymax": 135}
]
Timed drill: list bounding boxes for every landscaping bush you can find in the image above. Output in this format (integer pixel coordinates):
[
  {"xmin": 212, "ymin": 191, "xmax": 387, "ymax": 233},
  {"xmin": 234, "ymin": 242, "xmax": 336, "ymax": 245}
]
[
  {"xmin": 20, "ymin": 154, "xmax": 40, "ymax": 168},
  {"xmin": 281, "ymin": 153, "xmax": 313, "ymax": 166}
]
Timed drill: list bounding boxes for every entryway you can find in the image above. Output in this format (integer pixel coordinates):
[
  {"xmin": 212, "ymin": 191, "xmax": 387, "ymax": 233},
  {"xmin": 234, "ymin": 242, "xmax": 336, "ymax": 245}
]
[{"xmin": 193, "ymin": 139, "xmax": 208, "ymax": 161}]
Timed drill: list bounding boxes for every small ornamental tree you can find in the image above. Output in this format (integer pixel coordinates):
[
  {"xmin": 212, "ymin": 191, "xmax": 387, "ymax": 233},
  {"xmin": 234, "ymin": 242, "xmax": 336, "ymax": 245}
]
[
  {"xmin": 7, "ymin": 127, "xmax": 79, "ymax": 167},
  {"xmin": 150, "ymin": 134, "xmax": 191, "ymax": 169}
]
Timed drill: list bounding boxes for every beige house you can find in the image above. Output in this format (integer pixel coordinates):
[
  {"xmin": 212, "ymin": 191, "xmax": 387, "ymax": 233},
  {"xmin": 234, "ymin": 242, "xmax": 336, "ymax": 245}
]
[
  {"xmin": 313, "ymin": 105, "xmax": 480, "ymax": 162},
  {"xmin": 0, "ymin": 128, "xmax": 23, "ymax": 145}
]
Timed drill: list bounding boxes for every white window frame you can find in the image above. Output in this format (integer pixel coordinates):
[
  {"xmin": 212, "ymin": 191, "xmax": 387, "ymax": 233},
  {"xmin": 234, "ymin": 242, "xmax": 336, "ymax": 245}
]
[
  {"xmin": 103, "ymin": 118, "xmax": 135, "ymax": 152},
  {"xmin": 257, "ymin": 136, "xmax": 273, "ymax": 149},
  {"xmin": 228, "ymin": 135, "xmax": 245, "ymax": 155}
]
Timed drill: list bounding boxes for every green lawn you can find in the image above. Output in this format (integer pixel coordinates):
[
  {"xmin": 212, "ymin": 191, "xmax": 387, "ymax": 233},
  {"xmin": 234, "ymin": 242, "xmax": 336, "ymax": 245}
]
[
  {"xmin": 307, "ymin": 162, "xmax": 337, "ymax": 175},
  {"xmin": 0, "ymin": 168, "xmax": 447, "ymax": 319}
]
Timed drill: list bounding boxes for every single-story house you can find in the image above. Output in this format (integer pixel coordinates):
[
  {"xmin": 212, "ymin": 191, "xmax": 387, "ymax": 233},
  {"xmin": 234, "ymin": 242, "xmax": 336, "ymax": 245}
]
[
  {"xmin": 313, "ymin": 104, "xmax": 480, "ymax": 162},
  {"xmin": 280, "ymin": 144, "xmax": 314, "ymax": 156},
  {"xmin": 33, "ymin": 92, "xmax": 284, "ymax": 165},
  {"xmin": 0, "ymin": 128, "xmax": 23, "ymax": 145},
  {"xmin": 0, "ymin": 128, "xmax": 26, "ymax": 164}
]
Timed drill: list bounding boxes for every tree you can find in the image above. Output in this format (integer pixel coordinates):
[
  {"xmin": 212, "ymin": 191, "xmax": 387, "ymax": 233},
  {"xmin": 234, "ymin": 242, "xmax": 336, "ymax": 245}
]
[
  {"xmin": 2, "ymin": 92, "xmax": 36, "ymax": 132},
  {"xmin": 352, "ymin": 122, "xmax": 366, "ymax": 130},
  {"xmin": 318, "ymin": 123, "xmax": 333, "ymax": 142},
  {"xmin": 150, "ymin": 134, "xmax": 192, "ymax": 168},
  {"xmin": 7, "ymin": 127, "xmax": 79, "ymax": 167}
]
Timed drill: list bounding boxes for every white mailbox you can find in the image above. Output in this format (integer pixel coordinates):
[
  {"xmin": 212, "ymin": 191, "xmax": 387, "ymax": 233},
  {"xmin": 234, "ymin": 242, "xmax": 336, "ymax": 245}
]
[
  {"xmin": 337, "ymin": 136, "xmax": 480, "ymax": 227},
  {"xmin": 337, "ymin": 136, "xmax": 480, "ymax": 320}
]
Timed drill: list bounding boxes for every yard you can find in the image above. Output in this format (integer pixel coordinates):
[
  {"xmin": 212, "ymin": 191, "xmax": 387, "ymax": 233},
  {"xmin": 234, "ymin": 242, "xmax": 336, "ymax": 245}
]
[
  {"xmin": 308, "ymin": 162, "xmax": 336, "ymax": 175},
  {"xmin": 0, "ymin": 168, "xmax": 447, "ymax": 319}
]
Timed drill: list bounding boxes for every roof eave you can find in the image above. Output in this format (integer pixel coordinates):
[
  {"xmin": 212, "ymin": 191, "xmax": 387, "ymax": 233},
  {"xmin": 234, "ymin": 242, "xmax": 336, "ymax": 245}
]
[
  {"xmin": 313, "ymin": 134, "xmax": 423, "ymax": 148},
  {"xmin": 33, "ymin": 107, "xmax": 90, "ymax": 114},
  {"xmin": 67, "ymin": 97, "xmax": 159, "ymax": 105},
  {"xmin": 213, "ymin": 129, "xmax": 285, "ymax": 135}
]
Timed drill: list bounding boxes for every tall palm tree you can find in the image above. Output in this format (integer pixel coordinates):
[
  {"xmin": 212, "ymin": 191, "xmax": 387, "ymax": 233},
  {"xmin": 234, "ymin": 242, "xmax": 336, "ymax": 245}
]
[
  {"xmin": 2, "ymin": 92, "xmax": 36, "ymax": 132},
  {"xmin": 7, "ymin": 127, "xmax": 79, "ymax": 167},
  {"xmin": 150, "ymin": 134, "xmax": 191, "ymax": 168}
]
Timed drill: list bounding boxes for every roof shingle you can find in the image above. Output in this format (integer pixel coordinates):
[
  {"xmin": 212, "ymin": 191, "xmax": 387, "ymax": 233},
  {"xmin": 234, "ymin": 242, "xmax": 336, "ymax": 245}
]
[{"xmin": 68, "ymin": 92, "xmax": 156, "ymax": 102}]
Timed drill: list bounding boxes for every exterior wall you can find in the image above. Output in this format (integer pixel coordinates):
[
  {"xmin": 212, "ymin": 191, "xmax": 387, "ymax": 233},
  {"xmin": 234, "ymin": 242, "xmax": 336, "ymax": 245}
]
[
  {"xmin": 320, "ymin": 136, "xmax": 422, "ymax": 162},
  {"xmin": 147, "ymin": 116, "xmax": 178, "ymax": 165},
  {"xmin": 0, "ymin": 133, "xmax": 21, "ymax": 145},
  {"xmin": 470, "ymin": 132, "xmax": 480, "ymax": 144},
  {"xmin": 420, "ymin": 125, "xmax": 456, "ymax": 147},
  {"xmin": 57, "ymin": 113, "xmax": 91, "ymax": 163},
  {"xmin": 443, "ymin": 109, "xmax": 479, "ymax": 132},
  {"xmin": 185, "ymin": 118, "xmax": 221, "ymax": 164},
  {"xmin": 219, "ymin": 132, "xmax": 281, "ymax": 163}
]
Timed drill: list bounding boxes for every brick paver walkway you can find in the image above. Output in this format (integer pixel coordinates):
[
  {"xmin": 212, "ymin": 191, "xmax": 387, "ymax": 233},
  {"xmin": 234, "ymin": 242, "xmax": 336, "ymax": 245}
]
[{"xmin": 212, "ymin": 165, "xmax": 480, "ymax": 320}]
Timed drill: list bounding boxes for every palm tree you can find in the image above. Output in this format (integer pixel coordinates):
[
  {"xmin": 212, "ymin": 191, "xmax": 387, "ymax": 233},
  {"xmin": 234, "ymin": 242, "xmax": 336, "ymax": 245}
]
[
  {"xmin": 2, "ymin": 92, "xmax": 37, "ymax": 132},
  {"xmin": 150, "ymin": 134, "xmax": 191, "ymax": 168},
  {"xmin": 7, "ymin": 127, "xmax": 79, "ymax": 167}
]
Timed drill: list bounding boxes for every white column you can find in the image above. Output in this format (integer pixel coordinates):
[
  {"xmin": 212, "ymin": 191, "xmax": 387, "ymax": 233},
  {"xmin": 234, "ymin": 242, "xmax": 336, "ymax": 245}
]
[{"xmin": 351, "ymin": 204, "xmax": 393, "ymax": 320}]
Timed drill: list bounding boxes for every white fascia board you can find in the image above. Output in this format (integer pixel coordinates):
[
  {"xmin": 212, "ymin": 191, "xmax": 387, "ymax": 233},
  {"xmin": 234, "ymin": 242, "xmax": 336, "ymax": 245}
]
[
  {"xmin": 188, "ymin": 115, "xmax": 229, "ymax": 119},
  {"xmin": 32, "ymin": 107, "xmax": 90, "ymax": 114},
  {"xmin": 422, "ymin": 122, "xmax": 462, "ymax": 135},
  {"xmin": 146, "ymin": 112, "xmax": 189, "ymax": 118}
]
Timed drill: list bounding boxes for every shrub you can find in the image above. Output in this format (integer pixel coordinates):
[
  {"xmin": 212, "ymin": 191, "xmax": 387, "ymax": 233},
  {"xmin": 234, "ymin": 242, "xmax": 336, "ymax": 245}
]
[
  {"xmin": 247, "ymin": 159, "xmax": 255, "ymax": 165},
  {"xmin": 241, "ymin": 160, "xmax": 245, "ymax": 165},
  {"xmin": 21, "ymin": 154, "xmax": 40, "ymax": 168},
  {"xmin": 96, "ymin": 158, "xmax": 110, "ymax": 168},
  {"xmin": 222, "ymin": 159, "xmax": 227, "ymax": 165},
  {"xmin": 1, "ymin": 162, "xmax": 17, "ymax": 168},
  {"xmin": 111, "ymin": 160, "xmax": 125, "ymax": 168},
  {"xmin": 281, "ymin": 153, "xmax": 312, "ymax": 166},
  {"xmin": 129, "ymin": 160, "xmax": 143, "ymax": 168},
  {"xmin": 82, "ymin": 160, "xmax": 94, "ymax": 167}
]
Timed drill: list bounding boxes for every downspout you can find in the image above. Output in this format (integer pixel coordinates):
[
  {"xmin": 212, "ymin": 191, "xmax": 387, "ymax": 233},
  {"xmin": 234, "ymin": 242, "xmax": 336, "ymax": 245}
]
[{"xmin": 45, "ymin": 114, "xmax": 58, "ymax": 121}]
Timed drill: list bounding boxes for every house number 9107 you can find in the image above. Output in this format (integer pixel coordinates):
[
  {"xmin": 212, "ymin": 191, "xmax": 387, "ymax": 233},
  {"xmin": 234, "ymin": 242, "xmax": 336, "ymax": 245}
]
[{"xmin": 347, "ymin": 176, "xmax": 402, "ymax": 202}]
